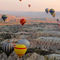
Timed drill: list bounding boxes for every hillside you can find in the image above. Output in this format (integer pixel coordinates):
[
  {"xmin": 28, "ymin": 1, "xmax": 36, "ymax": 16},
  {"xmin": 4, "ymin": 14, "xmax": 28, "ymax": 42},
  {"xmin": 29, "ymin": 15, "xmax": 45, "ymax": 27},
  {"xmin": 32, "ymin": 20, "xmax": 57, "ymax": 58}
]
[{"xmin": 0, "ymin": 14, "xmax": 58, "ymax": 25}]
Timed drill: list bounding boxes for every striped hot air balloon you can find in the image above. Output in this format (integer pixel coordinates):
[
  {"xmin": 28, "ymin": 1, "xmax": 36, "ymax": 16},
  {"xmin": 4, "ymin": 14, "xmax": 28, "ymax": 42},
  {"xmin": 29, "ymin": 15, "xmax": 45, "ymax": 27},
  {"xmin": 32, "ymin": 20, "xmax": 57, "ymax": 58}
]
[
  {"xmin": 2, "ymin": 42, "xmax": 14, "ymax": 57},
  {"xmin": 45, "ymin": 8, "xmax": 50, "ymax": 13}
]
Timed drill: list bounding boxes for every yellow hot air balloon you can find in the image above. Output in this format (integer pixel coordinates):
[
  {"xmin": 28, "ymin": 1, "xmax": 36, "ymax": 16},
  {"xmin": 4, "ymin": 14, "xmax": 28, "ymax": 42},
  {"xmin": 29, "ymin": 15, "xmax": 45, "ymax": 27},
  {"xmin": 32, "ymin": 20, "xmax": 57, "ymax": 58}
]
[
  {"xmin": 52, "ymin": 13, "xmax": 56, "ymax": 17},
  {"xmin": 14, "ymin": 44, "xmax": 27, "ymax": 58}
]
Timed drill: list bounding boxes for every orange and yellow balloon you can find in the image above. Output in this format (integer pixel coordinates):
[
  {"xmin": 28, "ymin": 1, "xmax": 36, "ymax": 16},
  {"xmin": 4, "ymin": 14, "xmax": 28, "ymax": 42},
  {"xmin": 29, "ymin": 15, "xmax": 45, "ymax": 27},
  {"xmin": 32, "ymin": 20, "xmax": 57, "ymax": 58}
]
[{"xmin": 14, "ymin": 44, "xmax": 27, "ymax": 58}]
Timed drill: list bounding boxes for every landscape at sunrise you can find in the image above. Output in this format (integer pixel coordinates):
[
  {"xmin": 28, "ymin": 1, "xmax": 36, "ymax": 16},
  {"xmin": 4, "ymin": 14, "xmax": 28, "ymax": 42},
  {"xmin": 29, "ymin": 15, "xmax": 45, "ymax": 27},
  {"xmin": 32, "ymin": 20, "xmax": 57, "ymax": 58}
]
[{"xmin": 0, "ymin": 0, "xmax": 60, "ymax": 60}]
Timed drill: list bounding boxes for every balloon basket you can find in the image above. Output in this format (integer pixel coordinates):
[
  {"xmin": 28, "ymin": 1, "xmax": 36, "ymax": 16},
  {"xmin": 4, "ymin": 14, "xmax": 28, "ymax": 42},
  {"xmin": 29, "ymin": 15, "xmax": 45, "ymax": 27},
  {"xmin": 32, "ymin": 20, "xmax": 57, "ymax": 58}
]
[{"xmin": 19, "ymin": 56, "xmax": 24, "ymax": 60}]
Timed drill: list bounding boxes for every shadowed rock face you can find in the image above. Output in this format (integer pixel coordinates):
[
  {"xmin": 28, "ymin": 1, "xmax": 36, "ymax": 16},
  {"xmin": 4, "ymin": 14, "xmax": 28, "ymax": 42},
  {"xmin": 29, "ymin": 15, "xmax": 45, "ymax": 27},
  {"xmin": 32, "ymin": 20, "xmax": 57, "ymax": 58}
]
[
  {"xmin": 0, "ymin": 33, "xmax": 11, "ymax": 39},
  {"xmin": 0, "ymin": 53, "xmax": 45, "ymax": 60},
  {"xmin": 26, "ymin": 53, "xmax": 44, "ymax": 60}
]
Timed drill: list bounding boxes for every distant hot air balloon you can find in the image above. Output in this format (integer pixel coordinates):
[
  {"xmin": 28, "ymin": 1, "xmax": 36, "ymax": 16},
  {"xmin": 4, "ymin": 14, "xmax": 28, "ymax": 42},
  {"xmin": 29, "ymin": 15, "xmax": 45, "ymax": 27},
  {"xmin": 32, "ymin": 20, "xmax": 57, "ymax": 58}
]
[
  {"xmin": 45, "ymin": 8, "xmax": 50, "ymax": 13},
  {"xmin": 49, "ymin": 9, "xmax": 55, "ymax": 17},
  {"xmin": 20, "ymin": 18, "xmax": 26, "ymax": 26},
  {"xmin": 2, "ymin": 42, "xmax": 14, "ymax": 57},
  {"xmin": 57, "ymin": 19, "xmax": 59, "ymax": 22},
  {"xmin": 2, "ymin": 15, "xmax": 7, "ymax": 22},
  {"xmin": 14, "ymin": 44, "xmax": 27, "ymax": 58},
  {"xmin": 49, "ymin": 9, "xmax": 55, "ymax": 14},
  {"xmin": 28, "ymin": 4, "xmax": 31, "ymax": 8},
  {"xmin": 17, "ymin": 39, "xmax": 30, "ymax": 48},
  {"xmin": 56, "ymin": 19, "xmax": 60, "ymax": 27},
  {"xmin": 19, "ymin": 0, "xmax": 22, "ymax": 2}
]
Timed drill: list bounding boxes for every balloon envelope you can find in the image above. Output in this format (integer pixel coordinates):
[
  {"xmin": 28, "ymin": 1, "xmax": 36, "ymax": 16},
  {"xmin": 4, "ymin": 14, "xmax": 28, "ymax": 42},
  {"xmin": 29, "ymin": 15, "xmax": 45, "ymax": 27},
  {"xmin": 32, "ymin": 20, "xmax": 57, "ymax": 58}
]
[
  {"xmin": 28, "ymin": 4, "xmax": 31, "ymax": 8},
  {"xmin": 2, "ymin": 15, "xmax": 7, "ymax": 22},
  {"xmin": 19, "ymin": 0, "xmax": 22, "ymax": 2},
  {"xmin": 49, "ymin": 9, "xmax": 55, "ymax": 14},
  {"xmin": 57, "ymin": 19, "xmax": 59, "ymax": 21},
  {"xmin": 49, "ymin": 9, "xmax": 55, "ymax": 17},
  {"xmin": 45, "ymin": 8, "xmax": 50, "ymax": 13},
  {"xmin": 17, "ymin": 39, "xmax": 30, "ymax": 48},
  {"xmin": 2, "ymin": 42, "xmax": 14, "ymax": 57},
  {"xmin": 14, "ymin": 44, "xmax": 27, "ymax": 57},
  {"xmin": 20, "ymin": 18, "xmax": 26, "ymax": 26}
]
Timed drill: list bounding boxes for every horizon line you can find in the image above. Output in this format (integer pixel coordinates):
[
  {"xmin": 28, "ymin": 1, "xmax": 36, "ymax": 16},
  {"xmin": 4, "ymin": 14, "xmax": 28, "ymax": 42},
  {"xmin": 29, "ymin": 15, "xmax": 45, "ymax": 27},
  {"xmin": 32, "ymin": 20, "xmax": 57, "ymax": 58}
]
[{"xmin": 0, "ymin": 10, "xmax": 60, "ymax": 12}]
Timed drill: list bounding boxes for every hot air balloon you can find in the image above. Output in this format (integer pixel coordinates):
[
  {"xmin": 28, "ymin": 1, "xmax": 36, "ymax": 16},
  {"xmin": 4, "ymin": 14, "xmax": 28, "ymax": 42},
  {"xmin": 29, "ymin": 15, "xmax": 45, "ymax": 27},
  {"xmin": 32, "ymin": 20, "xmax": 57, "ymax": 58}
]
[
  {"xmin": 2, "ymin": 15, "xmax": 7, "ymax": 22},
  {"xmin": 17, "ymin": 39, "xmax": 30, "ymax": 48},
  {"xmin": 49, "ymin": 9, "xmax": 55, "ymax": 14},
  {"xmin": 14, "ymin": 44, "xmax": 27, "ymax": 58},
  {"xmin": 2, "ymin": 42, "xmax": 14, "ymax": 57},
  {"xmin": 57, "ymin": 19, "xmax": 60, "ymax": 27},
  {"xmin": 20, "ymin": 18, "xmax": 26, "ymax": 26},
  {"xmin": 57, "ymin": 19, "xmax": 59, "ymax": 22},
  {"xmin": 45, "ymin": 8, "xmax": 50, "ymax": 13},
  {"xmin": 28, "ymin": 4, "xmax": 31, "ymax": 8},
  {"xmin": 49, "ymin": 9, "xmax": 55, "ymax": 17},
  {"xmin": 19, "ymin": 0, "xmax": 22, "ymax": 2}
]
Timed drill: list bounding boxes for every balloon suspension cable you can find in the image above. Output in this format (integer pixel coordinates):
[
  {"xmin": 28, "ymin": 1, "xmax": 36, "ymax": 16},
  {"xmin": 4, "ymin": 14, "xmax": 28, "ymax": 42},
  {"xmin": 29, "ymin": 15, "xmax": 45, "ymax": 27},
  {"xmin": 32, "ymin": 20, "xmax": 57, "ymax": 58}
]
[
  {"xmin": 21, "ymin": 25, "xmax": 25, "ymax": 39},
  {"xmin": 20, "ymin": 18, "xmax": 26, "ymax": 39},
  {"xmin": 22, "ymin": 26, "xmax": 24, "ymax": 39}
]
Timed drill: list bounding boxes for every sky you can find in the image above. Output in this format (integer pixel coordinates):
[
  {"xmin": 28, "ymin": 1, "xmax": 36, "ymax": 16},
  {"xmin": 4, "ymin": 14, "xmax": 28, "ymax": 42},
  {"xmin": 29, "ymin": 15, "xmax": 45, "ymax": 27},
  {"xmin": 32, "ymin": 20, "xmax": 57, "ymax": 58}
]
[{"xmin": 0, "ymin": 0, "xmax": 60, "ymax": 12}]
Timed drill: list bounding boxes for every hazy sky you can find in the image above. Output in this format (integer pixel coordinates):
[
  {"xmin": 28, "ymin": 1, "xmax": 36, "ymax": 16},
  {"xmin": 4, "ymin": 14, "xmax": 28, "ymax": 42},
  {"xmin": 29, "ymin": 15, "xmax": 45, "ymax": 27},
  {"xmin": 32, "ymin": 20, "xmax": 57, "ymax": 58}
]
[{"xmin": 0, "ymin": 0, "xmax": 60, "ymax": 12}]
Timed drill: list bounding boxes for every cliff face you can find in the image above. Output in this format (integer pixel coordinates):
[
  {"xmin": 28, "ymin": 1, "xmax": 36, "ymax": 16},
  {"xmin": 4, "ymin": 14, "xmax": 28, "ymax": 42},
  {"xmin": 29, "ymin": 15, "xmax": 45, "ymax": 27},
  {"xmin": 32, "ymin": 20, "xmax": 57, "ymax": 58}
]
[
  {"xmin": 0, "ymin": 53, "xmax": 45, "ymax": 60},
  {"xmin": 26, "ymin": 53, "xmax": 44, "ymax": 60},
  {"xmin": 0, "ymin": 23, "xmax": 60, "ymax": 60}
]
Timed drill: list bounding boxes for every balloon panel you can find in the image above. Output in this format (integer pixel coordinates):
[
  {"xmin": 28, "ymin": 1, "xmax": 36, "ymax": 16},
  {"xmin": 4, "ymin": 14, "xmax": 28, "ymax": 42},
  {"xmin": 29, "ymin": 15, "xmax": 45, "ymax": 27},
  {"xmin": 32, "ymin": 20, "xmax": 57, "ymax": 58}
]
[
  {"xmin": 17, "ymin": 39, "xmax": 30, "ymax": 48},
  {"xmin": 14, "ymin": 44, "xmax": 27, "ymax": 57},
  {"xmin": 20, "ymin": 18, "xmax": 26, "ymax": 26}
]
